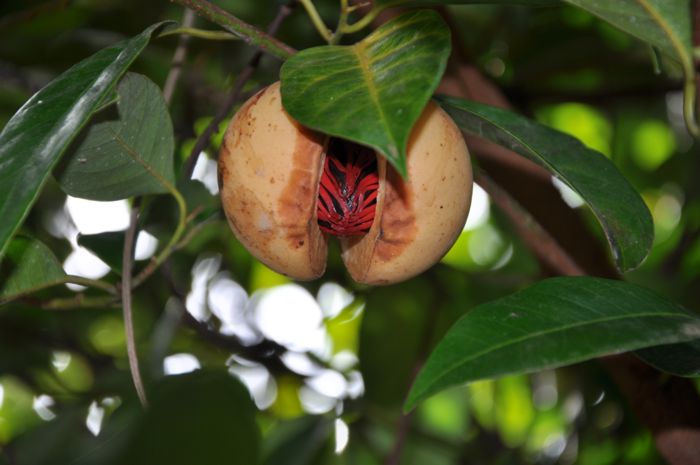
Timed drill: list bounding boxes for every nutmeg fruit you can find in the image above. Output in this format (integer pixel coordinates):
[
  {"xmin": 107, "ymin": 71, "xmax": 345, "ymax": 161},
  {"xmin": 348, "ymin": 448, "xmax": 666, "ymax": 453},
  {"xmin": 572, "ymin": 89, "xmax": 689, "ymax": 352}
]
[{"xmin": 218, "ymin": 82, "xmax": 472, "ymax": 285}]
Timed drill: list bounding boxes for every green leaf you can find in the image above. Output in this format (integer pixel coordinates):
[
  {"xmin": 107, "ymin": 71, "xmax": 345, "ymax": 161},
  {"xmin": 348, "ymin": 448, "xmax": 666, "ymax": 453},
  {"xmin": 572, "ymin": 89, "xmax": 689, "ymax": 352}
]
[
  {"xmin": 636, "ymin": 340, "xmax": 700, "ymax": 377},
  {"xmin": 281, "ymin": 10, "xmax": 450, "ymax": 176},
  {"xmin": 56, "ymin": 73, "xmax": 175, "ymax": 201},
  {"xmin": 405, "ymin": 277, "xmax": 700, "ymax": 411},
  {"xmin": 0, "ymin": 236, "xmax": 66, "ymax": 303},
  {"xmin": 436, "ymin": 96, "xmax": 653, "ymax": 272},
  {"xmin": 561, "ymin": 0, "xmax": 696, "ymax": 134},
  {"xmin": 77, "ymin": 232, "xmax": 125, "ymax": 275},
  {"xmin": 118, "ymin": 370, "xmax": 260, "ymax": 465},
  {"xmin": 0, "ymin": 22, "xmax": 167, "ymax": 261},
  {"xmin": 562, "ymin": 0, "xmax": 691, "ymax": 64}
]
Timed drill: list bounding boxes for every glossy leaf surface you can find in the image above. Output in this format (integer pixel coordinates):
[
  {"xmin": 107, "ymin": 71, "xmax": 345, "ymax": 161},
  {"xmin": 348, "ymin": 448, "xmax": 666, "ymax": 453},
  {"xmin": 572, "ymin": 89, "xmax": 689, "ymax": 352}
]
[
  {"xmin": 636, "ymin": 340, "xmax": 700, "ymax": 377},
  {"xmin": 281, "ymin": 10, "xmax": 450, "ymax": 176},
  {"xmin": 437, "ymin": 96, "xmax": 653, "ymax": 272},
  {"xmin": 406, "ymin": 277, "xmax": 700, "ymax": 410},
  {"xmin": 0, "ymin": 22, "xmax": 166, "ymax": 260},
  {"xmin": 56, "ymin": 73, "xmax": 175, "ymax": 201},
  {"xmin": 0, "ymin": 237, "xmax": 66, "ymax": 304}
]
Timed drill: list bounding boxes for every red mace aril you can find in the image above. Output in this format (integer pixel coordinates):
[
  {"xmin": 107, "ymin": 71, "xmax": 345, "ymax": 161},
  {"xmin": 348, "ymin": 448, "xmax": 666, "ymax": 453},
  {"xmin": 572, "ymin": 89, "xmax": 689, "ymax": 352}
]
[
  {"xmin": 218, "ymin": 82, "xmax": 473, "ymax": 285},
  {"xmin": 317, "ymin": 139, "xmax": 379, "ymax": 237}
]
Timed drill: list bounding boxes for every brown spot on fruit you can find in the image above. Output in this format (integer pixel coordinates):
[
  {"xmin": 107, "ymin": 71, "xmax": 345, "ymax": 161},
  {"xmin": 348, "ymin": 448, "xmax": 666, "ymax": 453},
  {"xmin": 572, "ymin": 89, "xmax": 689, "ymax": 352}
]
[
  {"xmin": 219, "ymin": 83, "xmax": 471, "ymax": 284},
  {"xmin": 374, "ymin": 169, "xmax": 416, "ymax": 262},
  {"xmin": 278, "ymin": 125, "xmax": 325, "ymax": 248}
]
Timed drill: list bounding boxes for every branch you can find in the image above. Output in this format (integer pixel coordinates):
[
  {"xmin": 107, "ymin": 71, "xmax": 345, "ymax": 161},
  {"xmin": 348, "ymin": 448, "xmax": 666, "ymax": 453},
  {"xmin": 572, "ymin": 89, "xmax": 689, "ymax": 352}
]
[
  {"xmin": 122, "ymin": 201, "xmax": 148, "ymax": 407},
  {"xmin": 163, "ymin": 8, "xmax": 196, "ymax": 105},
  {"xmin": 169, "ymin": 0, "xmax": 297, "ymax": 60},
  {"xmin": 183, "ymin": 1, "xmax": 295, "ymax": 178},
  {"xmin": 474, "ymin": 171, "xmax": 585, "ymax": 277}
]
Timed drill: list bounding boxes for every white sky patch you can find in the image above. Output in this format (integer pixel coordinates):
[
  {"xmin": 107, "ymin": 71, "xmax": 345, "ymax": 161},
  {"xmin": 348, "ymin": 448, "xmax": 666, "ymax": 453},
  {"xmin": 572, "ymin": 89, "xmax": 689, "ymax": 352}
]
[
  {"xmin": 330, "ymin": 351, "xmax": 358, "ymax": 372},
  {"xmin": 228, "ymin": 361, "xmax": 276, "ymax": 409},
  {"xmin": 464, "ymin": 183, "xmax": 489, "ymax": 231},
  {"xmin": 334, "ymin": 418, "xmax": 350, "ymax": 455},
  {"xmin": 186, "ymin": 255, "xmax": 222, "ymax": 321},
  {"xmin": 306, "ymin": 369, "xmax": 347, "ymax": 399},
  {"xmin": 551, "ymin": 177, "xmax": 584, "ymax": 208},
  {"xmin": 63, "ymin": 247, "xmax": 111, "ymax": 290},
  {"xmin": 134, "ymin": 230, "xmax": 158, "ymax": 261},
  {"xmin": 317, "ymin": 283, "xmax": 354, "ymax": 319},
  {"xmin": 252, "ymin": 284, "xmax": 327, "ymax": 353},
  {"xmin": 60, "ymin": 197, "xmax": 135, "ymax": 290},
  {"xmin": 86, "ymin": 401, "xmax": 105, "ymax": 436},
  {"xmin": 51, "ymin": 351, "xmax": 72, "ymax": 373},
  {"xmin": 163, "ymin": 353, "xmax": 201, "ymax": 376},
  {"xmin": 192, "ymin": 152, "xmax": 219, "ymax": 195},
  {"xmin": 281, "ymin": 351, "xmax": 323, "ymax": 376},
  {"xmin": 65, "ymin": 196, "xmax": 130, "ymax": 234},
  {"xmin": 33, "ymin": 395, "xmax": 56, "ymax": 421},
  {"xmin": 298, "ymin": 385, "xmax": 337, "ymax": 414},
  {"xmin": 0, "ymin": 384, "xmax": 4, "ymax": 409},
  {"xmin": 346, "ymin": 371, "xmax": 365, "ymax": 399},
  {"xmin": 208, "ymin": 274, "xmax": 260, "ymax": 343}
]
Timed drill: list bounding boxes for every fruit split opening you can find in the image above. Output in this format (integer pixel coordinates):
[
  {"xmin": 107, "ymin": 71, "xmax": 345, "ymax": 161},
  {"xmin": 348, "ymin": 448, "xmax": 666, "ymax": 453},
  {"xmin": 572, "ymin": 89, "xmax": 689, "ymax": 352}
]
[{"xmin": 317, "ymin": 138, "xmax": 379, "ymax": 236}]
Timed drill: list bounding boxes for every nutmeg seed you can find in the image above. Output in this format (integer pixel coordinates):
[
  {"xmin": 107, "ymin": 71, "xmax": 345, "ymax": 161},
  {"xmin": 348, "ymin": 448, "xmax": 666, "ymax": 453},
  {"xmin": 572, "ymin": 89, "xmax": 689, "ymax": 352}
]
[{"xmin": 218, "ymin": 82, "xmax": 472, "ymax": 285}]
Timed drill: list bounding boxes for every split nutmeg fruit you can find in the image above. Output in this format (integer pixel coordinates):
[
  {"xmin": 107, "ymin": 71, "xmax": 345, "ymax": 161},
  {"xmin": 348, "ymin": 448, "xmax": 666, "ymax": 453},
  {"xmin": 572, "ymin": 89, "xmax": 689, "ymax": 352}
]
[{"xmin": 218, "ymin": 82, "xmax": 472, "ymax": 285}]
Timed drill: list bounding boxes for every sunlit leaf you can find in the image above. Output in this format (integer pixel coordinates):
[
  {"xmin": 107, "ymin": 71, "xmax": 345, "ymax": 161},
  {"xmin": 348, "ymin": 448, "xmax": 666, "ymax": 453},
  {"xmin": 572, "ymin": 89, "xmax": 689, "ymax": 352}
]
[
  {"xmin": 406, "ymin": 277, "xmax": 700, "ymax": 410},
  {"xmin": 0, "ymin": 236, "xmax": 66, "ymax": 304},
  {"xmin": 56, "ymin": 73, "xmax": 175, "ymax": 200},
  {"xmin": 636, "ymin": 340, "xmax": 700, "ymax": 377},
  {"xmin": 437, "ymin": 96, "xmax": 653, "ymax": 272},
  {"xmin": 281, "ymin": 10, "xmax": 450, "ymax": 176},
  {"xmin": 0, "ymin": 22, "xmax": 168, "ymax": 260}
]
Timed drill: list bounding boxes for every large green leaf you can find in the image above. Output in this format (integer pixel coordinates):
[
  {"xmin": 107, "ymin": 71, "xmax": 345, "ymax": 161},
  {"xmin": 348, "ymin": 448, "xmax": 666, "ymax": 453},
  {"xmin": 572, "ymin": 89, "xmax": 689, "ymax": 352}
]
[
  {"xmin": 436, "ymin": 96, "xmax": 653, "ymax": 272},
  {"xmin": 0, "ymin": 22, "xmax": 167, "ymax": 261},
  {"xmin": 0, "ymin": 236, "xmax": 66, "ymax": 304},
  {"xmin": 281, "ymin": 10, "xmax": 450, "ymax": 176},
  {"xmin": 636, "ymin": 340, "xmax": 700, "ymax": 377},
  {"xmin": 405, "ymin": 277, "xmax": 700, "ymax": 410},
  {"xmin": 56, "ymin": 73, "xmax": 175, "ymax": 200},
  {"xmin": 118, "ymin": 371, "xmax": 260, "ymax": 465}
]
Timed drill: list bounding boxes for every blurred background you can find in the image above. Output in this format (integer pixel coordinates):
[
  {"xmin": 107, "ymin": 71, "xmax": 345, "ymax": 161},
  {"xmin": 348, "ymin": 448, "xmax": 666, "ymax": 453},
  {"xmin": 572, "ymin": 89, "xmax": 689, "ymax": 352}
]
[{"xmin": 0, "ymin": 0, "xmax": 698, "ymax": 464}]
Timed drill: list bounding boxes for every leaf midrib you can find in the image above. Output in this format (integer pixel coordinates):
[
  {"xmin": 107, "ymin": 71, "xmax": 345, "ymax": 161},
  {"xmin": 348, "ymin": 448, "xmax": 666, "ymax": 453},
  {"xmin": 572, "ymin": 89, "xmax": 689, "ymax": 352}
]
[
  {"xmin": 445, "ymin": 100, "xmax": 645, "ymax": 268},
  {"xmin": 109, "ymin": 128, "xmax": 174, "ymax": 193},
  {"xmin": 418, "ymin": 309, "xmax": 698, "ymax": 397},
  {"xmin": 352, "ymin": 41, "xmax": 395, "ymax": 155}
]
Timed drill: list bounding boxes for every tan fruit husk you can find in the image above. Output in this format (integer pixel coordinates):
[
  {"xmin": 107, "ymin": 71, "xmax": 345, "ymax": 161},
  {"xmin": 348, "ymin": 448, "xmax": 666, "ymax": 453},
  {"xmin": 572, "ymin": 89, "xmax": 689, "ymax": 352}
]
[
  {"xmin": 218, "ymin": 82, "xmax": 328, "ymax": 280},
  {"xmin": 341, "ymin": 102, "xmax": 472, "ymax": 285},
  {"xmin": 219, "ymin": 82, "xmax": 472, "ymax": 285}
]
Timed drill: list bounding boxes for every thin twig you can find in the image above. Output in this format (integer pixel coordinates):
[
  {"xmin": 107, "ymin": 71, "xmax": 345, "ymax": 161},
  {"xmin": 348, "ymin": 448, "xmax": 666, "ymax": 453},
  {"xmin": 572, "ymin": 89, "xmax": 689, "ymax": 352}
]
[
  {"xmin": 122, "ymin": 201, "xmax": 148, "ymax": 407},
  {"xmin": 40, "ymin": 295, "xmax": 118, "ymax": 310},
  {"xmin": 169, "ymin": 0, "xmax": 297, "ymax": 60},
  {"xmin": 299, "ymin": 0, "xmax": 332, "ymax": 42},
  {"xmin": 474, "ymin": 171, "xmax": 586, "ymax": 277},
  {"xmin": 183, "ymin": 2, "xmax": 295, "ymax": 178},
  {"xmin": 163, "ymin": 8, "xmax": 196, "ymax": 105}
]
